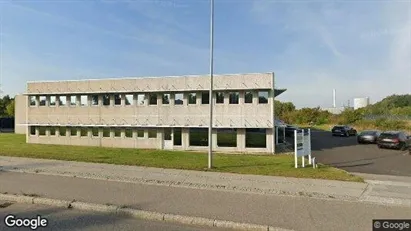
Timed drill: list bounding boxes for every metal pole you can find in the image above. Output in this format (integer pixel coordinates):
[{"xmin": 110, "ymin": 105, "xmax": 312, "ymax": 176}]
[{"xmin": 208, "ymin": 0, "xmax": 215, "ymax": 169}]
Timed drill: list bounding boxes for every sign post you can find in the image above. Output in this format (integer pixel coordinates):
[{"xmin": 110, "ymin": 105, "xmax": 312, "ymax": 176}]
[{"xmin": 294, "ymin": 129, "xmax": 312, "ymax": 169}]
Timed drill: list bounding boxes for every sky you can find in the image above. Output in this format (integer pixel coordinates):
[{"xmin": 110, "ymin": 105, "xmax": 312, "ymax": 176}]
[{"xmin": 0, "ymin": 0, "xmax": 410, "ymax": 108}]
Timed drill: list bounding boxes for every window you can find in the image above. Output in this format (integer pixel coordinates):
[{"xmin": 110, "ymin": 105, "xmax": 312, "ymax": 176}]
[
  {"xmin": 149, "ymin": 94, "xmax": 157, "ymax": 105},
  {"xmin": 174, "ymin": 128, "xmax": 182, "ymax": 146},
  {"xmin": 229, "ymin": 92, "xmax": 239, "ymax": 104},
  {"xmin": 80, "ymin": 95, "xmax": 88, "ymax": 106},
  {"xmin": 50, "ymin": 127, "xmax": 56, "ymax": 136},
  {"xmin": 148, "ymin": 129, "xmax": 157, "ymax": 138},
  {"xmin": 216, "ymin": 92, "xmax": 224, "ymax": 104},
  {"xmin": 245, "ymin": 129, "xmax": 266, "ymax": 148},
  {"xmin": 125, "ymin": 94, "xmax": 133, "ymax": 106},
  {"xmin": 103, "ymin": 94, "xmax": 110, "ymax": 106},
  {"xmin": 245, "ymin": 92, "xmax": 253, "ymax": 104},
  {"xmin": 174, "ymin": 93, "xmax": 183, "ymax": 105},
  {"xmin": 201, "ymin": 92, "xmax": 209, "ymax": 104},
  {"xmin": 59, "ymin": 127, "xmax": 66, "ymax": 136},
  {"xmin": 258, "ymin": 91, "xmax": 269, "ymax": 104},
  {"xmin": 217, "ymin": 129, "xmax": 237, "ymax": 147},
  {"xmin": 162, "ymin": 93, "xmax": 170, "ymax": 105},
  {"xmin": 50, "ymin": 96, "xmax": 56, "ymax": 106},
  {"xmin": 114, "ymin": 94, "xmax": 121, "ymax": 105},
  {"xmin": 91, "ymin": 95, "xmax": 99, "ymax": 106},
  {"xmin": 58, "ymin": 96, "xmax": 67, "ymax": 106},
  {"xmin": 125, "ymin": 129, "xmax": 133, "ymax": 138},
  {"xmin": 29, "ymin": 96, "xmax": 36, "ymax": 106},
  {"xmin": 70, "ymin": 96, "xmax": 77, "ymax": 106},
  {"xmin": 39, "ymin": 96, "xmax": 46, "ymax": 106},
  {"xmin": 39, "ymin": 127, "xmax": 46, "ymax": 136},
  {"xmin": 103, "ymin": 128, "xmax": 110, "ymax": 137},
  {"xmin": 188, "ymin": 93, "xmax": 196, "ymax": 104},
  {"xmin": 189, "ymin": 128, "xmax": 208, "ymax": 146},
  {"xmin": 80, "ymin": 128, "xmax": 88, "ymax": 137},
  {"xmin": 137, "ymin": 94, "xmax": 145, "ymax": 106},
  {"xmin": 114, "ymin": 128, "xmax": 121, "ymax": 137},
  {"xmin": 30, "ymin": 126, "xmax": 36, "ymax": 135},
  {"xmin": 70, "ymin": 128, "xmax": 78, "ymax": 136},
  {"xmin": 137, "ymin": 129, "xmax": 145, "ymax": 138},
  {"xmin": 92, "ymin": 128, "xmax": 99, "ymax": 137}
]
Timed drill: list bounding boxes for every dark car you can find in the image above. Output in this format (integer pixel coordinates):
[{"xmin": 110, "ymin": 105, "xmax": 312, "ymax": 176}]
[
  {"xmin": 285, "ymin": 125, "xmax": 300, "ymax": 137},
  {"xmin": 357, "ymin": 130, "xmax": 381, "ymax": 144},
  {"xmin": 377, "ymin": 131, "xmax": 411, "ymax": 150},
  {"xmin": 331, "ymin": 125, "xmax": 357, "ymax": 137}
]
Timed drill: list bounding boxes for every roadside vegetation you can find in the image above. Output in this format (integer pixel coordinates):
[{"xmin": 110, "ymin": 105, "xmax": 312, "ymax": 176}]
[
  {"xmin": 276, "ymin": 94, "xmax": 411, "ymax": 132},
  {"xmin": 0, "ymin": 134, "xmax": 363, "ymax": 182}
]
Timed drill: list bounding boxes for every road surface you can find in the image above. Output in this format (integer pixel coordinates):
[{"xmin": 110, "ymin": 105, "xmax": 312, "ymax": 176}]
[{"xmin": 0, "ymin": 201, "xmax": 227, "ymax": 231}]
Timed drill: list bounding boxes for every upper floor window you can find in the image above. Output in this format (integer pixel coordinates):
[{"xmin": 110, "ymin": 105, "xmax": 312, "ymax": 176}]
[
  {"xmin": 114, "ymin": 94, "xmax": 121, "ymax": 105},
  {"xmin": 201, "ymin": 92, "xmax": 209, "ymax": 104},
  {"xmin": 245, "ymin": 92, "xmax": 253, "ymax": 104},
  {"xmin": 162, "ymin": 93, "xmax": 170, "ymax": 105},
  {"xmin": 149, "ymin": 94, "xmax": 157, "ymax": 105},
  {"xmin": 39, "ymin": 96, "xmax": 46, "ymax": 106},
  {"xmin": 174, "ymin": 93, "xmax": 183, "ymax": 105},
  {"xmin": 125, "ymin": 94, "xmax": 133, "ymax": 106},
  {"xmin": 258, "ymin": 91, "xmax": 269, "ymax": 104},
  {"xmin": 103, "ymin": 94, "xmax": 110, "ymax": 106},
  {"xmin": 58, "ymin": 96, "xmax": 67, "ymax": 106},
  {"xmin": 188, "ymin": 93, "xmax": 196, "ymax": 104},
  {"xmin": 229, "ymin": 92, "xmax": 239, "ymax": 104},
  {"xmin": 81, "ymin": 95, "xmax": 88, "ymax": 106},
  {"xmin": 216, "ymin": 92, "xmax": 224, "ymax": 104},
  {"xmin": 29, "ymin": 96, "xmax": 36, "ymax": 106},
  {"xmin": 49, "ymin": 96, "xmax": 56, "ymax": 106},
  {"xmin": 70, "ymin": 96, "xmax": 77, "ymax": 106},
  {"xmin": 137, "ymin": 94, "xmax": 145, "ymax": 106},
  {"xmin": 91, "ymin": 95, "xmax": 99, "ymax": 106}
]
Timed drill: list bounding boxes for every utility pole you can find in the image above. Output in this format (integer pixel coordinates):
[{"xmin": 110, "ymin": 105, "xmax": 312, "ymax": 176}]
[{"xmin": 207, "ymin": 0, "xmax": 215, "ymax": 169}]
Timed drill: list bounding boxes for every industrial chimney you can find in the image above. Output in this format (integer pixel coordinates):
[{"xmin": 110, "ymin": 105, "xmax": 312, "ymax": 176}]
[{"xmin": 333, "ymin": 89, "xmax": 336, "ymax": 108}]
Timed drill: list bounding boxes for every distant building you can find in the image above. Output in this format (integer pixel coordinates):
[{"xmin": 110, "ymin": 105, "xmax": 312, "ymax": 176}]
[{"xmin": 353, "ymin": 97, "xmax": 370, "ymax": 110}]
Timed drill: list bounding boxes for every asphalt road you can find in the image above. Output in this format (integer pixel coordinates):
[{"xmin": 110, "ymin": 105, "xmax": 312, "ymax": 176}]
[
  {"xmin": 309, "ymin": 130, "xmax": 411, "ymax": 176},
  {"xmin": 2, "ymin": 172, "xmax": 411, "ymax": 231},
  {"xmin": 0, "ymin": 201, "xmax": 227, "ymax": 231}
]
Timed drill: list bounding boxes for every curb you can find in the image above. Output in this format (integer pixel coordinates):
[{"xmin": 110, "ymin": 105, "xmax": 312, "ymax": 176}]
[{"xmin": 0, "ymin": 193, "xmax": 294, "ymax": 231}]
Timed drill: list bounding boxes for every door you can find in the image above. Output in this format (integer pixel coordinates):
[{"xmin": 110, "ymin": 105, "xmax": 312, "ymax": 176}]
[{"xmin": 163, "ymin": 128, "xmax": 173, "ymax": 150}]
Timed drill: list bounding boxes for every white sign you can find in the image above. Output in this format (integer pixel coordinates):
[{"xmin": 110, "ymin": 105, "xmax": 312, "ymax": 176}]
[{"xmin": 294, "ymin": 129, "xmax": 313, "ymax": 168}]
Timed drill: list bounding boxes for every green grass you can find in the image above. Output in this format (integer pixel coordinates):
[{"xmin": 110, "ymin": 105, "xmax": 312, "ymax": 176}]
[{"xmin": 0, "ymin": 134, "xmax": 363, "ymax": 182}]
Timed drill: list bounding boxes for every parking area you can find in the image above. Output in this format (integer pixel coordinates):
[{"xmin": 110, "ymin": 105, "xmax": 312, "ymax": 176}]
[{"xmin": 307, "ymin": 130, "xmax": 411, "ymax": 177}]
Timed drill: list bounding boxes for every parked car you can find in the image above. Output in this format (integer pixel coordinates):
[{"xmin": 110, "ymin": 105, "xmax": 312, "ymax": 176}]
[
  {"xmin": 331, "ymin": 125, "xmax": 357, "ymax": 137},
  {"xmin": 357, "ymin": 130, "xmax": 381, "ymax": 144},
  {"xmin": 377, "ymin": 131, "xmax": 411, "ymax": 150},
  {"xmin": 285, "ymin": 125, "xmax": 300, "ymax": 137}
]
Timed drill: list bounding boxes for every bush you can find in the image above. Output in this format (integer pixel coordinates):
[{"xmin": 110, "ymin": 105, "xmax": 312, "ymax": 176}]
[{"xmin": 373, "ymin": 119, "xmax": 407, "ymax": 130}]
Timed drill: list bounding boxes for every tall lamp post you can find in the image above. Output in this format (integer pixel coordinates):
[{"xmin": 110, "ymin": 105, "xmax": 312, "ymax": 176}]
[{"xmin": 208, "ymin": 0, "xmax": 215, "ymax": 169}]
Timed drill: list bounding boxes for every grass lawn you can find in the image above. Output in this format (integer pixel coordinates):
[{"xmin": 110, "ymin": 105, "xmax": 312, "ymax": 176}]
[{"xmin": 0, "ymin": 134, "xmax": 363, "ymax": 182}]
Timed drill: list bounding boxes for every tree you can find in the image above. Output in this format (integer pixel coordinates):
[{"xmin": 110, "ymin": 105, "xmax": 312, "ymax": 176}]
[{"xmin": 6, "ymin": 100, "xmax": 15, "ymax": 117}]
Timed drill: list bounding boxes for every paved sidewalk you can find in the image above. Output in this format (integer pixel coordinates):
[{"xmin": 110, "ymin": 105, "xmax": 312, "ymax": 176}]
[{"xmin": 1, "ymin": 156, "xmax": 411, "ymax": 206}]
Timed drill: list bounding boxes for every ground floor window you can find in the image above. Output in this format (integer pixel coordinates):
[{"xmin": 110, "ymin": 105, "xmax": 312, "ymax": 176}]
[
  {"xmin": 189, "ymin": 128, "xmax": 208, "ymax": 146},
  {"xmin": 114, "ymin": 128, "xmax": 121, "ymax": 137},
  {"xmin": 59, "ymin": 127, "xmax": 66, "ymax": 136},
  {"xmin": 245, "ymin": 128, "xmax": 266, "ymax": 148},
  {"xmin": 49, "ymin": 127, "xmax": 56, "ymax": 136},
  {"xmin": 174, "ymin": 128, "xmax": 182, "ymax": 146},
  {"xmin": 125, "ymin": 129, "xmax": 133, "ymax": 138},
  {"xmin": 39, "ymin": 127, "xmax": 46, "ymax": 136},
  {"xmin": 92, "ymin": 128, "xmax": 99, "ymax": 137},
  {"xmin": 80, "ymin": 128, "xmax": 88, "ymax": 137},
  {"xmin": 217, "ymin": 128, "xmax": 237, "ymax": 147},
  {"xmin": 137, "ymin": 129, "xmax": 145, "ymax": 138},
  {"xmin": 103, "ymin": 128, "xmax": 110, "ymax": 137},
  {"xmin": 30, "ymin": 126, "xmax": 36, "ymax": 135},
  {"xmin": 148, "ymin": 129, "xmax": 157, "ymax": 138}
]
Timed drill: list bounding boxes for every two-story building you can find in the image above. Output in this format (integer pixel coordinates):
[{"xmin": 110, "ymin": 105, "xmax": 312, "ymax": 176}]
[{"xmin": 15, "ymin": 72, "xmax": 286, "ymax": 154}]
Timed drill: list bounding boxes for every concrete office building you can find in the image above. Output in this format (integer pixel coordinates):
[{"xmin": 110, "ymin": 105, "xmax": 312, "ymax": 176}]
[{"xmin": 15, "ymin": 72, "xmax": 286, "ymax": 154}]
